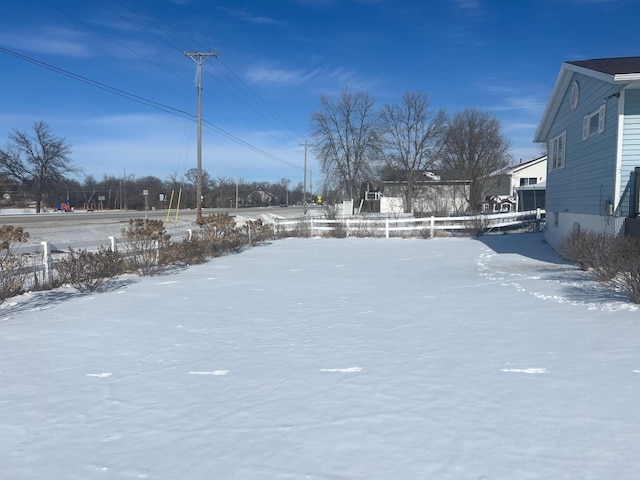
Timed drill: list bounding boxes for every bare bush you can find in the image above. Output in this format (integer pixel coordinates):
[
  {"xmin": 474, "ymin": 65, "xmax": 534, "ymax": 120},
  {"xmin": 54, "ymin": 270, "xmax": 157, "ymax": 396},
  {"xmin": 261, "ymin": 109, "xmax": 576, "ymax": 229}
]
[
  {"xmin": 244, "ymin": 219, "xmax": 274, "ymax": 245},
  {"xmin": 607, "ymin": 235, "xmax": 640, "ymax": 303},
  {"xmin": 557, "ymin": 229, "xmax": 616, "ymax": 280},
  {"xmin": 276, "ymin": 218, "xmax": 311, "ymax": 238},
  {"xmin": 161, "ymin": 236, "xmax": 209, "ymax": 266},
  {"xmin": 57, "ymin": 247, "xmax": 124, "ymax": 293},
  {"xmin": 196, "ymin": 213, "xmax": 243, "ymax": 256},
  {"xmin": 0, "ymin": 225, "xmax": 29, "ymax": 304},
  {"xmin": 464, "ymin": 214, "xmax": 487, "ymax": 237},
  {"xmin": 558, "ymin": 229, "xmax": 640, "ymax": 303},
  {"xmin": 121, "ymin": 219, "xmax": 171, "ymax": 276}
]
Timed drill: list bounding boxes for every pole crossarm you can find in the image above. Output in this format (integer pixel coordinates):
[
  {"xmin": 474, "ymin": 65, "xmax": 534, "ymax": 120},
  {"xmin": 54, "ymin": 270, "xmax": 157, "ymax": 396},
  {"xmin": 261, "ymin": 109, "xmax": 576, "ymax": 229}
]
[{"xmin": 183, "ymin": 51, "xmax": 218, "ymax": 220}]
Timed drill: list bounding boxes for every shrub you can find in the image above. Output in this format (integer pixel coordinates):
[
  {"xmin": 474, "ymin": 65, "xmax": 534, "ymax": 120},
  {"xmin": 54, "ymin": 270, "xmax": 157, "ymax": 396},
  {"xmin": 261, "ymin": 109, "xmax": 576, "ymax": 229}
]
[
  {"xmin": 608, "ymin": 235, "xmax": 640, "ymax": 303},
  {"xmin": 244, "ymin": 219, "xmax": 274, "ymax": 245},
  {"xmin": 464, "ymin": 214, "xmax": 487, "ymax": 237},
  {"xmin": 57, "ymin": 247, "xmax": 124, "ymax": 293},
  {"xmin": 557, "ymin": 229, "xmax": 616, "ymax": 280},
  {"xmin": 121, "ymin": 218, "xmax": 171, "ymax": 276},
  {"xmin": 558, "ymin": 228, "xmax": 640, "ymax": 303},
  {"xmin": 161, "ymin": 236, "xmax": 209, "ymax": 266},
  {"xmin": 0, "ymin": 225, "xmax": 29, "ymax": 304},
  {"xmin": 196, "ymin": 213, "xmax": 242, "ymax": 256}
]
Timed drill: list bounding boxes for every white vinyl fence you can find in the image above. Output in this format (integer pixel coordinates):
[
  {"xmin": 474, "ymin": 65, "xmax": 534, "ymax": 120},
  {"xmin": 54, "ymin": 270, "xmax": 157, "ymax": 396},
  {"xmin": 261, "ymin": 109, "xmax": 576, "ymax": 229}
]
[
  {"xmin": 274, "ymin": 209, "xmax": 545, "ymax": 238},
  {"xmin": 8, "ymin": 230, "xmax": 193, "ymax": 289},
  {"xmin": 6, "ymin": 210, "xmax": 543, "ymax": 289}
]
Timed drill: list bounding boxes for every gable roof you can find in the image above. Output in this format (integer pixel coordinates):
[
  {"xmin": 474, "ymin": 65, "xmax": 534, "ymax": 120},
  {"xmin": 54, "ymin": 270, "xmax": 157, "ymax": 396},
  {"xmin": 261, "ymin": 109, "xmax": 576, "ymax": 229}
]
[
  {"xmin": 534, "ymin": 56, "xmax": 640, "ymax": 143},
  {"xmin": 488, "ymin": 155, "xmax": 547, "ymax": 177},
  {"xmin": 566, "ymin": 57, "xmax": 640, "ymax": 77}
]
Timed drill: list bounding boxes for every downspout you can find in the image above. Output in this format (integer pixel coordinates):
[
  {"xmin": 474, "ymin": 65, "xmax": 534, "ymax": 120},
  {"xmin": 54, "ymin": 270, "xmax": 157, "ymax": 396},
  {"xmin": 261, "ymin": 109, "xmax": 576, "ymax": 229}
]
[
  {"xmin": 615, "ymin": 90, "xmax": 625, "ymax": 213},
  {"xmin": 634, "ymin": 167, "xmax": 640, "ymax": 218}
]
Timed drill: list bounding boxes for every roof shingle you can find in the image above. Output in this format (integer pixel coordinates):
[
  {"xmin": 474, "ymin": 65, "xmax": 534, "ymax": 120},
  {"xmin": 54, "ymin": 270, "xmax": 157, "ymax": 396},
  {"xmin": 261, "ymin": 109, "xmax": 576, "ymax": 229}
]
[{"xmin": 567, "ymin": 56, "xmax": 640, "ymax": 75}]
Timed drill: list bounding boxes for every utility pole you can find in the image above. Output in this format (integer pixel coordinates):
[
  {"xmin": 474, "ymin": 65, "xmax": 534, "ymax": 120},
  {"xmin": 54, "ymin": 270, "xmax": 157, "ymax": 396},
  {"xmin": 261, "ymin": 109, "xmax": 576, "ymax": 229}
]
[
  {"xmin": 184, "ymin": 51, "xmax": 218, "ymax": 220},
  {"xmin": 299, "ymin": 140, "xmax": 312, "ymax": 207}
]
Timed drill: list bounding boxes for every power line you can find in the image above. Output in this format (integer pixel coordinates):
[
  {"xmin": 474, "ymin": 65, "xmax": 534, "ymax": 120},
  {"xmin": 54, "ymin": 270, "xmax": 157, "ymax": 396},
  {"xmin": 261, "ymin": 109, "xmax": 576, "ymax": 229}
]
[
  {"xmin": 202, "ymin": 120, "xmax": 304, "ymax": 171},
  {"xmin": 104, "ymin": 0, "xmax": 308, "ymax": 146},
  {"xmin": 0, "ymin": 46, "xmax": 193, "ymax": 119},
  {"xmin": 0, "ymin": 46, "xmax": 304, "ymax": 173},
  {"xmin": 44, "ymin": 0, "xmax": 192, "ymax": 87}
]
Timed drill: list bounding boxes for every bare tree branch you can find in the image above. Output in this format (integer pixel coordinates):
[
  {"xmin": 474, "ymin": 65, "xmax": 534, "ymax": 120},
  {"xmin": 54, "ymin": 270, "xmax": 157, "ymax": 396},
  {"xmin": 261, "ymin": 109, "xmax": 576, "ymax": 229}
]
[
  {"xmin": 310, "ymin": 87, "xmax": 381, "ymax": 200},
  {"xmin": 0, "ymin": 121, "xmax": 75, "ymax": 212},
  {"xmin": 441, "ymin": 109, "xmax": 512, "ymax": 213},
  {"xmin": 380, "ymin": 91, "xmax": 447, "ymax": 213}
]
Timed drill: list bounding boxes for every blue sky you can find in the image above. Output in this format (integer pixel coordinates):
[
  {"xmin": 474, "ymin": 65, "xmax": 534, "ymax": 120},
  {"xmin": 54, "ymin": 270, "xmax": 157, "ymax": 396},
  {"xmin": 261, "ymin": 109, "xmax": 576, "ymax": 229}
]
[{"xmin": 1, "ymin": 0, "xmax": 639, "ymax": 187}]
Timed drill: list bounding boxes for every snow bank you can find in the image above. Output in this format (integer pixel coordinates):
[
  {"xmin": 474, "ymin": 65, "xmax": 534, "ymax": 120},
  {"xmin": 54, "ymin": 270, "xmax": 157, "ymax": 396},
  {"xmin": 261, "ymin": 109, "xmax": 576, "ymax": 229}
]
[{"xmin": 1, "ymin": 234, "xmax": 639, "ymax": 479}]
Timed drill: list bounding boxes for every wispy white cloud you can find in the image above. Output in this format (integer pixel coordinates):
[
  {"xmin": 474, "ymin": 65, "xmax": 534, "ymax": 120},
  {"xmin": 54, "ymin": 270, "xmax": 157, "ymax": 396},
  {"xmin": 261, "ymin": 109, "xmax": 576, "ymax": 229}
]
[
  {"xmin": 219, "ymin": 7, "xmax": 285, "ymax": 26},
  {"xmin": 452, "ymin": 0, "xmax": 483, "ymax": 15},
  {"xmin": 0, "ymin": 26, "xmax": 93, "ymax": 58},
  {"xmin": 245, "ymin": 64, "xmax": 368, "ymax": 89},
  {"xmin": 290, "ymin": 0, "xmax": 336, "ymax": 7},
  {"xmin": 245, "ymin": 66, "xmax": 318, "ymax": 86}
]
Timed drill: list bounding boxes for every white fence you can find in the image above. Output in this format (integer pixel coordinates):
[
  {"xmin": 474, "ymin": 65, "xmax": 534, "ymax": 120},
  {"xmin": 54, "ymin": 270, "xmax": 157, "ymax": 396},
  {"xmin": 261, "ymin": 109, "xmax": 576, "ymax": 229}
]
[
  {"xmin": 6, "ymin": 210, "xmax": 543, "ymax": 288},
  {"xmin": 274, "ymin": 209, "xmax": 545, "ymax": 238},
  {"xmin": 9, "ymin": 231, "xmax": 193, "ymax": 288}
]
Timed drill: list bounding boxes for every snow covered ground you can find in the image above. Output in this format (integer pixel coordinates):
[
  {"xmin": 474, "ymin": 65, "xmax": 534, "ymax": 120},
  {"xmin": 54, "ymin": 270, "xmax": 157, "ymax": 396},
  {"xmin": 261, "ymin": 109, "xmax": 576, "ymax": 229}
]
[{"xmin": 1, "ymin": 233, "xmax": 639, "ymax": 479}]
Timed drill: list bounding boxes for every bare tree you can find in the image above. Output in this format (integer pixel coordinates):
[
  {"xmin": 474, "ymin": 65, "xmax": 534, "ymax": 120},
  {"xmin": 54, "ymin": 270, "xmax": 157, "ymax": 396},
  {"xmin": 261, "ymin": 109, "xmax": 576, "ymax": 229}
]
[
  {"xmin": 380, "ymin": 91, "xmax": 447, "ymax": 213},
  {"xmin": 441, "ymin": 109, "xmax": 512, "ymax": 212},
  {"xmin": 0, "ymin": 121, "xmax": 75, "ymax": 212},
  {"xmin": 310, "ymin": 87, "xmax": 381, "ymax": 200},
  {"xmin": 280, "ymin": 177, "xmax": 291, "ymax": 205}
]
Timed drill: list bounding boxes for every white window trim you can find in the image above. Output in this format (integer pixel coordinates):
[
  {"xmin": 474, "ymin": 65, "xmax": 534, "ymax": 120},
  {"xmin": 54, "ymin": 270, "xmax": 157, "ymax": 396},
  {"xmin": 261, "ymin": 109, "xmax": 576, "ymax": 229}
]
[
  {"xmin": 549, "ymin": 131, "xmax": 566, "ymax": 171},
  {"xmin": 582, "ymin": 104, "xmax": 606, "ymax": 140}
]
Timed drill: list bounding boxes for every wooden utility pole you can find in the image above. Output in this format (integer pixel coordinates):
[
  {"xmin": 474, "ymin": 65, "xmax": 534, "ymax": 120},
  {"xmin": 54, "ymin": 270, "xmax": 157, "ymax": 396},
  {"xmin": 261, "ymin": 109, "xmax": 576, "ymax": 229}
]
[
  {"xmin": 184, "ymin": 51, "xmax": 218, "ymax": 220},
  {"xmin": 299, "ymin": 140, "xmax": 312, "ymax": 206}
]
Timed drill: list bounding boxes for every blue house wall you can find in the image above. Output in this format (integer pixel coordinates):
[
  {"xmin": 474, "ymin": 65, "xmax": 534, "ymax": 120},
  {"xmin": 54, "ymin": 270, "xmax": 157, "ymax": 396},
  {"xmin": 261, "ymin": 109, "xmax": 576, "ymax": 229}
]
[
  {"xmin": 546, "ymin": 72, "xmax": 621, "ymax": 218},
  {"xmin": 619, "ymin": 89, "xmax": 640, "ymax": 217}
]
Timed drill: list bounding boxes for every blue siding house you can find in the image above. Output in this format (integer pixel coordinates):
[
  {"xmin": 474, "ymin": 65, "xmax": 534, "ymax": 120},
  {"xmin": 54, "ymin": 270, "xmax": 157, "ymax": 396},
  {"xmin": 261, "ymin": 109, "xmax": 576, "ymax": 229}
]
[{"xmin": 534, "ymin": 57, "xmax": 640, "ymax": 247}]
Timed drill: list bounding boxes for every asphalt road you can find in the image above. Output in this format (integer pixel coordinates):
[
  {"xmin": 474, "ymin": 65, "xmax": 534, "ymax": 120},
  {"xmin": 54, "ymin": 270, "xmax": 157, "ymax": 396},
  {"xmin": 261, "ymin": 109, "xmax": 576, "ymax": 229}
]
[{"xmin": 0, "ymin": 206, "xmax": 308, "ymax": 228}]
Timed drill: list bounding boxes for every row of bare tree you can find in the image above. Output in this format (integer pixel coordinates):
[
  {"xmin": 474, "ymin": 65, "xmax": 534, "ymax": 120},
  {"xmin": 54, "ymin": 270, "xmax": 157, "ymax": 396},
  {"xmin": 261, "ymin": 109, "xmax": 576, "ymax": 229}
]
[
  {"xmin": 310, "ymin": 88, "xmax": 512, "ymax": 213},
  {"xmin": 0, "ymin": 122, "xmax": 310, "ymax": 212}
]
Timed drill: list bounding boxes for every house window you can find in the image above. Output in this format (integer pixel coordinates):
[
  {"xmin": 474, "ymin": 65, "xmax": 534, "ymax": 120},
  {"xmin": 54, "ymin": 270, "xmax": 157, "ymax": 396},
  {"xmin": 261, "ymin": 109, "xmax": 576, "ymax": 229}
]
[
  {"xmin": 553, "ymin": 212, "xmax": 559, "ymax": 227},
  {"xmin": 583, "ymin": 104, "xmax": 606, "ymax": 140},
  {"xmin": 519, "ymin": 177, "xmax": 538, "ymax": 186},
  {"xmin": 549, "ymin": 132, "xmax": 566, "ymax": 170}
]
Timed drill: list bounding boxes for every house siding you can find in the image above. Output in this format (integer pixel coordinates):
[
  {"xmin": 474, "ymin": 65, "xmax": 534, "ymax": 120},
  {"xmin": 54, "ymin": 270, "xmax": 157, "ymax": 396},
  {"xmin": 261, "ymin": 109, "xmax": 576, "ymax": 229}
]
[
  {"xmin": 546, "ymin": 72, "xmax": 620, "ymax": 217},
  {"xmin": 619, "ymin": 89, "xmax": 640, "ymax": 217}
]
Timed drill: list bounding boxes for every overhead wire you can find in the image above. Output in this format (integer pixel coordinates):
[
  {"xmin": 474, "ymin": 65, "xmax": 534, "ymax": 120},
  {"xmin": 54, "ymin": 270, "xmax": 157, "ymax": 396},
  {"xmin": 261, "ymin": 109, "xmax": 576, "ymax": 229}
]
[
  {"xmin": 107, "ymin": 0, "xmax": 308, "ymax": 146},
  {"xmin": 0, "ymin": 45, "xmax": 302, "ymax": 171},
  {"xmin": 0, "ymin": 46, "xmax": 194, "ymax": 120}
]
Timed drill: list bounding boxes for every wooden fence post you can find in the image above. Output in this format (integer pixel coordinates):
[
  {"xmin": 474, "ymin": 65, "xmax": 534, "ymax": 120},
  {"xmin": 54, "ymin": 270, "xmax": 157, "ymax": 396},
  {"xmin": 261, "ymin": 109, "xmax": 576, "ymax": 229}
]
[{"xmin": 41, "ymin": 241, "xmax": 53, "ymax": 286}]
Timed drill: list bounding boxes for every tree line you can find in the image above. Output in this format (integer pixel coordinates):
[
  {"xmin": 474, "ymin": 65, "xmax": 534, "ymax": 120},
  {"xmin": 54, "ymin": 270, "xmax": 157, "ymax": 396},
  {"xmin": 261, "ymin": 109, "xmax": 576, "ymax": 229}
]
[
  {"xmin": 310, "ymin": 88, "xmax": 512, "ymax": 213},
  {"xmin": 0, "ymin": 122, "xmax": 309, "ymax": 212}
]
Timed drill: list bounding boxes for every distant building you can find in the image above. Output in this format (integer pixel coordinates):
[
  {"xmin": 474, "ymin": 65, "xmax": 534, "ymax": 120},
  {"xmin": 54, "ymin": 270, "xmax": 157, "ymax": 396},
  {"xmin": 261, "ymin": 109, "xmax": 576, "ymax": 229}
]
[
  {"xmin": 483, "ymin": 155, "xmax": 547, "ymax": 212},
  {"xmin": 381, "ymin": 170, "xmax": 470, "ymax": 215}
]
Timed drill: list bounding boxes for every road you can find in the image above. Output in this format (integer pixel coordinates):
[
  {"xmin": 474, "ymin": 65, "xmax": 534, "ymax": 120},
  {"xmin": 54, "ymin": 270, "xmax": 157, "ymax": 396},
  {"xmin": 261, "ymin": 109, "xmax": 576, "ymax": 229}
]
[
  {"xmin": 0, "ymin": 206, "xmax": 308, "ymax": 227},
  {"xmin": 0, "ymin": 205, "xmax": 315, "ymax": 247}
]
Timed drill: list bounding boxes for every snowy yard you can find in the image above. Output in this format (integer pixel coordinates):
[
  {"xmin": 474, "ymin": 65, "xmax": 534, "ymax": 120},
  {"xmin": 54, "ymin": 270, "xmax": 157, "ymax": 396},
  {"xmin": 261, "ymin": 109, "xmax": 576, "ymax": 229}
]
[{"xmin": 1, "ymin": 233, "xmax": 639, "ymax": 479}]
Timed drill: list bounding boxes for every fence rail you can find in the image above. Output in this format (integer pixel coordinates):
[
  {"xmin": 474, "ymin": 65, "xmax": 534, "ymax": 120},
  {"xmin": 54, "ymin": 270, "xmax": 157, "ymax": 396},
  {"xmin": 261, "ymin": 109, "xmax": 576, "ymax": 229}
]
[
  {"xmin": 274, "ymin": 209, "xmax": 545, "ymax": 238},
  {"xmin": 6, "ymin": 210, "xmax": 543, "ymax": 289}
]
